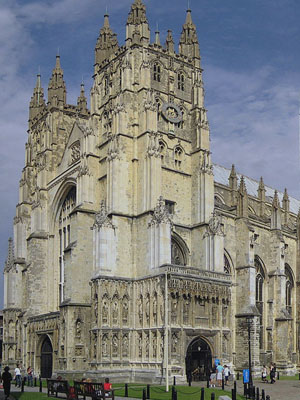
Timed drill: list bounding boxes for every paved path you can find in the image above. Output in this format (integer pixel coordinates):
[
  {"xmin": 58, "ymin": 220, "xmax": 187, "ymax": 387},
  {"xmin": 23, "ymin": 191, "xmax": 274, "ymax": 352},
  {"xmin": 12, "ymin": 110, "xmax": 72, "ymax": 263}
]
[{"xmin": 1, "ymin": 380, "xmax": 300, "ymax": 399}]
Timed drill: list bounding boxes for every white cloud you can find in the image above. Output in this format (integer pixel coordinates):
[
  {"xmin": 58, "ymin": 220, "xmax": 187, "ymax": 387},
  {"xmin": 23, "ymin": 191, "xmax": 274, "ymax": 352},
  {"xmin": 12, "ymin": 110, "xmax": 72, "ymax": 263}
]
[{"xmin": 206, "ymin": 65, "xmax": 300, "ymax": 198}]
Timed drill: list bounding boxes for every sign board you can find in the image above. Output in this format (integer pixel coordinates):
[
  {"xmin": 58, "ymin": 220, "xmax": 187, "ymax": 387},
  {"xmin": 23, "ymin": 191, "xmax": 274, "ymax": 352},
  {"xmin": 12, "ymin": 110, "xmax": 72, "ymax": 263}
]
[
  {"xmin": 243, "ymin": 369, "xmax": 250, "ymax": 383},
  {"xmin": 214, "ymin": 359, "xmax": 220, "ymax": 366}
]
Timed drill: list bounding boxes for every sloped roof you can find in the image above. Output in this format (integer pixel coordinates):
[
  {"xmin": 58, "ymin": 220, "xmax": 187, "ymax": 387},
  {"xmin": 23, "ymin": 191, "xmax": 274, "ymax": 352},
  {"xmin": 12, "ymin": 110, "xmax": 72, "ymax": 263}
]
[{"xmin": 213, "ymin": 164, "xmax": 300, "ymax": 215}]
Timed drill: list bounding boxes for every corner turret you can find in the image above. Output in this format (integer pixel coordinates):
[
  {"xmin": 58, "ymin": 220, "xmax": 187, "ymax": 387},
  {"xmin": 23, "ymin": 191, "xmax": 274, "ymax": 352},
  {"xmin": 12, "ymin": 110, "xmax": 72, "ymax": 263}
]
[
  {"xmin": 29, "ymin": 74, "xmax": 46, "ymax": 124},
  {"xmin": 179, "ymin": 8, "xmax": 200, "ymax": 63},
  {"xmin": 95, "ymin": 13, "xmax": 119, "ymax": 67},
  {"xmin": 48, "ymin": 55, "xmax": 66, "ymax": 108},
  {"xmin": 165, "ymin": 30, "xmax": 174, "ymax": 54},
  {"xmin": 126, "ymin": 0, "xmax": 150, "ymax": 46}
]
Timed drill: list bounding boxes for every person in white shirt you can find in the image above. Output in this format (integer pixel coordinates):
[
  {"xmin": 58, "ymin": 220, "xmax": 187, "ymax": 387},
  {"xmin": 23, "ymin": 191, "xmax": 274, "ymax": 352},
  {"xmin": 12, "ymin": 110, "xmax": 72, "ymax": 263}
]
[
  {"xmin": 224, "ymin": 365, "xmax": 230, "ymax": 385},
  {"xmin": 14, "ymin": 364, "xmax": 22, "ymax": 388}
]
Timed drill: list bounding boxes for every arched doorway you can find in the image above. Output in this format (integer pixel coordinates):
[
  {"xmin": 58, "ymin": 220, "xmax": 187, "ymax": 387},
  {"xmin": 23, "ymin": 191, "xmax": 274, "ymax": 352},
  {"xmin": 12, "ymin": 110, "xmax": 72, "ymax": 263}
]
[
  {"xmin": 40, "ymin": 336, "xmax": 53, "ymax": 378},
  {"xmin": 186, "ymin": 337, "xmax": 212, "ymax": 381}
]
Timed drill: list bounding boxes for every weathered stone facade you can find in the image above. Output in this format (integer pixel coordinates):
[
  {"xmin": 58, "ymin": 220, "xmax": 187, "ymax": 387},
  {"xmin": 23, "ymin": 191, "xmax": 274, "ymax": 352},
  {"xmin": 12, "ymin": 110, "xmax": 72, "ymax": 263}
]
[{"xmin": 2, "ymin": 0, "xmax": 299, "ymax": 382}]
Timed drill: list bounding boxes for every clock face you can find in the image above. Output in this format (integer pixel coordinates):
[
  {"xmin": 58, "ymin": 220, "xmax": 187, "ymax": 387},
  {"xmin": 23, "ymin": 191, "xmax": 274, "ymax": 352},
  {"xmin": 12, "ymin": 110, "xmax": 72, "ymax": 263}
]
[{"xmin": 161, "ymin": 102, "xmax": 183, "ymax": 124}]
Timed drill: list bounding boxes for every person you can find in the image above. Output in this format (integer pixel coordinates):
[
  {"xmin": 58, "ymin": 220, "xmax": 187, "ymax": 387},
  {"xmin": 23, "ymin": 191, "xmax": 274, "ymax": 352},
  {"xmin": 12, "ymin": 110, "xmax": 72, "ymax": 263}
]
[
  {"xmin": 209, "ymin": 369, "xmax": 216, "ymax": 388},
  {"xmin": 224, "ymin": 365, "xmax": 230, "ymax": 385},
  {"xmin": 27, "ymin": 366, "xmax": 33, "ymax": 387},
  {"xmin": 103, "ymin": 378, "xmax": 112, "ymax": 397},
  {"xmin": 216, "ymin": 363, "xmax": 224, "ymax": 387},
  {"xmin": 14, "ymin": 364, "xmax": 22, "ymax": 388},
  {"xmin": 262, "ymin": 365, "xmax": 268, "ymax": 383},
  {"xmin": 1, "ymin": 366, "xmax": 12, "ymax": 400},
  {"xmin": 270, "ymin": 364, "xmax": 275, "ymax": 384}
]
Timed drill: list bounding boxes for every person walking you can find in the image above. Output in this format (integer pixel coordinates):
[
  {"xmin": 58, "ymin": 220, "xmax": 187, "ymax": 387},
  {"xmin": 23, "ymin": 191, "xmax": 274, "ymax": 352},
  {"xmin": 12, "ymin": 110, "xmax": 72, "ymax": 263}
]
[
  {"xmin": 262, "ymin": 365, "xmax": 268, "ymax": 383},
  {"xmin": 224, "ymin": 365, "xmax": 230, "ymax": 385},
  {"xmin": 270, "ymin": 364, "xmax": 275, "ymax": 384},
  {"xmin": 1, "ymin": 366, "xmax": 12, "ymax": 400},
  {"xmin": 14, "ymin": 364, "xmax": 22, "ymax": 388},
  {"xmin": 27, "ymin": 366, "xmax": 33, "ymax": 387}
]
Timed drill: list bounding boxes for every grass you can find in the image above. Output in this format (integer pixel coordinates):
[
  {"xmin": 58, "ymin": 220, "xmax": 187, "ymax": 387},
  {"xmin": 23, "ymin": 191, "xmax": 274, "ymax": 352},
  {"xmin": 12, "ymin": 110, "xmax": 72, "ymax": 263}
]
[{"xmin": 11, "ymin": 393, "xmax": 48, "ymax": 400}]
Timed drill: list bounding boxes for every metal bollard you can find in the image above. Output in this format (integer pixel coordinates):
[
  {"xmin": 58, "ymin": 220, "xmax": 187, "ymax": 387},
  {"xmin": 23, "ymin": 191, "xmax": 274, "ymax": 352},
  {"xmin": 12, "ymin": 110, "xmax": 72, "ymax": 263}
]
[
  {"xmin": 231, "ymin": 389, "xmax": 235, "ymax": 400},
  {"xmin": 277, "ymin": 372, "xmax": 279, "ymax": 380},
  {"xmin": 237, "ymin": 372, "xmax": 240, "ymax": 380},
  {"xmin": 174, "ymin": 389, "xmax": 177, "ymax": 400},
  {"xmin": 234, "ymin": 380, "xmax": 237, "ymax": 393},
  {"xmin": 125, "ymin": 383, "xmax": 128, "ymax": 397},
  {"xmin": 173, "ymin": 376, "xmax": 176, "ymax": 386},
  {"xmin": 34, "ymin": 377, "xmax": 37, "ymax": 387},
  {"xmin": 251, "ymin": 385, "xmax": 256, "ymax": 400},
  {"xmin": 146, "ymin": 384, "xmax": 150, "ymax": 399},
  {"xmin": 262, "ymin": 389, "xmax": 265, "ymax": 400},
  {"xmin": 256, "ymin": 386, "xmax": 259, "ymax": 400},
  {"xmin": 21, "ymin": 379, "xmax": 25, "ymax": 393},
  {"xmin": 39, "ymin": 378, "xmax": 42, "ymax": 393},
  {"xmin": 207, "ymin": 376, "xmax": 210, "ymax": 388},
  {"xmin": 211, "ymin": 393, "xmax": 215, "ymax": 400},
  {"xmin": 201, "ymin": 387, "xmax": 205, "ymax": 400},
  {"xmin": 142, "ymin": 388, "xmax": 146, "ymax": 400},
  {"xmin": 222, "ymin": 378, "xmax": 224, "ymax": 390},
  {"xmin": 172, "ymin": 386, "xmax": 175, "ymax": 400},
  {"xmin": 266, "ymin": 396, "xmax": 270, "ymax": 400}
]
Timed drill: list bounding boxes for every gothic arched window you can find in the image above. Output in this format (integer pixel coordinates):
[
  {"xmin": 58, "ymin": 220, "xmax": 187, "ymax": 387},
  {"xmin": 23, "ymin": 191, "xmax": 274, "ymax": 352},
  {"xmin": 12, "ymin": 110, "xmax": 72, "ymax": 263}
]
[
  {"xmin": 255, "ymin": 256, "xmax": 265, "ymax": 349},
  {"xmin": 159, "ymin": 140, "xmax": 167, "ymax": 164},
  {"xmin": 104, "ymin": 76, "xmax": 109, "ymax": 96},
  {"xmin": 59, "ymin": 186, "xmax": 76, "ymax": 303},
  {"xmin": 153, "ymin": 63, "xmax": 161, "ymax": 82},
  {"xmin": 174, "ymin": 146, "xmax": 183, "ymax": 170},
  {"xmin": 285, "ymin": 264, "xmax": 294, "ymax": 315},
  {"xmin": 178, "ymin": 73, "xmax": 184, "ymax": 91},
  {"xmin": 171, "ymin": 237, "xmax": 187, "ymax": 266}
]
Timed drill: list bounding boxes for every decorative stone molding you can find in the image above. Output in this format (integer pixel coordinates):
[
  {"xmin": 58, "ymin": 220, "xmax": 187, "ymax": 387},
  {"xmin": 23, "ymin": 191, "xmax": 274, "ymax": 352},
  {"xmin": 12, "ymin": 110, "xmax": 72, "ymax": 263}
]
[
  {"xmin": 148, "ymin": 196, "xmax": 173, "ymax": 227},
  {"xmin": 147, "ymin": 131, "xmax": 160, "ymax": 157},
  {"xmin": 93, "ymin": 201, "xmax": 115, "ymax": 230},
  {"xmin": 107, "ymin": 134, "xmax": 120, "ymax": 161},
  {"xmin": 199, "ymin": 150, "xmax": 213, "ymax": 175},
  {"xmin": 206, "ymin": 211, "xmax": 224, "ymax": 236}
]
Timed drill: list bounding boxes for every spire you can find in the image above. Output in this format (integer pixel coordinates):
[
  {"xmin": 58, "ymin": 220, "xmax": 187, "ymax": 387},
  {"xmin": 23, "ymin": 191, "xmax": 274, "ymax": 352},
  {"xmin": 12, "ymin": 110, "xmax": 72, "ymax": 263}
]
[
  {"xmin": 271, "ymin": 190, "xmax": 281, "ymax": 230},
  {"xmin": 257, "ymin": 177, "xmax": 266, "ymax": 217},
  {"xmin": 179, "ymin": 8, "xmax": 200, "ymax": 61},
  {"xmin": 154, "ymin": 26, "xmax": 161, "ymax": 47},
  {"xmin": 29, "ymin": 73, "xmax": 46, "ymax": 122},
  {"xmin": 95, "ymin": 13, "xmax": 119, "ymax": 66},
  {"xmin": 229, "ymin": 164, "xmax": 237, "ymax": 191},
  {"xmin": 165, "ymin": 30, "xmax": 174, "ymax": 53},
  {"xmin": 48, "ymin": 55, "xmax": 67, "ymax": 108},
  {"xmin": 126, "ymin": 0, "xmax": 150, "ymax": 46},
  {"xmin": 282, "ymin": 188, "xmax": 290, "ymax": 225},
  {"xmin": 237, "ymin": 176, "xmax": 248, "ymax": 218},
  {"xmin": 77, "ymin": 83, "xmax": 88, "ymax": 114}
]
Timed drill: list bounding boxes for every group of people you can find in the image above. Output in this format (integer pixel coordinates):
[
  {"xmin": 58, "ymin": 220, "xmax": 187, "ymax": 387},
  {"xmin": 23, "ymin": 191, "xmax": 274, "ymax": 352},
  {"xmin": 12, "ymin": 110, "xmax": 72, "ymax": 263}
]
[
  {"xmin": 0, "ymin": 364, "xmax": 34, "ymax": 399},
  {"xmin": 262, "ymin": 363, "xmax": 277, "ymax": 384},
  {"xmin": 210, "ymin": 363, "xmax": 231, "ymax": 387}
]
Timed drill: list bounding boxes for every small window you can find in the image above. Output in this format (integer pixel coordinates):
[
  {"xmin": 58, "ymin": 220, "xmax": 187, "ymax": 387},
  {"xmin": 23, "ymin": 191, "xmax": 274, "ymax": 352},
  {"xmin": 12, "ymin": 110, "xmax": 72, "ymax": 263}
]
[
  {"xmin": 104, "ymin": 76, "xmax": 109, "ymax": 95},
  {"xmin": 159, "ymin": 140, "xmax": 166, "ymax": 163},
  {"xmin": 156, "ymin": 98, "xmax": 161, "ymax": 121},
  {"xmin": 178, "ymin": 73, "xmax": 184, "ymax": 91},
  {"xmin": 174, "ymin": 146, "xmax": 183, "ymax": 169},
  {"xmin": 154, "ymin": 63, "xmax": 161, "ymax": 82},
  {"xmin": 165, "ymin": 200, "xmax": 175, "ymax": 215}
]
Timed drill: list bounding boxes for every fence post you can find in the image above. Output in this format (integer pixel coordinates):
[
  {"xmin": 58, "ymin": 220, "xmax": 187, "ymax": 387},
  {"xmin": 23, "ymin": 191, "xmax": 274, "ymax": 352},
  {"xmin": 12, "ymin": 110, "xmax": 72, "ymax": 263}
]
[
  {"xmin": 232, "ymin": 388, "xmax": 236, "ymax": 400},
  {"xmin": 251, "ymin": 385, "xmax": 256, "ymax": 400},
  {"xmin": 222, "ymin": 378, "xmax": 224, "ymax": 390},
  {"xmin": 39, "ymin": 378, "xmax": 42, "ymax": 393},
  {"xmin": 174, "ymin": 389, "xmax": 177, "ymax": 400},
  {"xmin": 21, "ymin": 379, "xmax": 25, "ymax": 393},
  {"xmin": 34, "ymin": 377, "xmax": 37, "ymax": 387},
  {"xmin": 125, "ymin": 383, "xmax": 128, "ymax": 397},
  {"xmin": 200, "ymin": 387, "xmax": 205, "ymax": 400},
  {"xmin": 262, "ymin": 389, "xmax": 265, "ymax": 400},
  {"xmin": 234, "ymin": 380, "xmax": 237, "ymax": 393},
  {"xmin": 173, "ymin": 376, "xmax": 176, "ymax": 386},
  {"xmin": 142, "ymin": 388, "xmax": 146, "ymax": 400},
  {"xmin": 211, "ymin": 393, "xmax": 215, "ymax": 400},
  {"xmin": 206, "ymin": 376, "xmax": 210, "ymax": 388},
  {"xmin": 256, "ymin": 386, "xmax": 259, "ymax": 400}
]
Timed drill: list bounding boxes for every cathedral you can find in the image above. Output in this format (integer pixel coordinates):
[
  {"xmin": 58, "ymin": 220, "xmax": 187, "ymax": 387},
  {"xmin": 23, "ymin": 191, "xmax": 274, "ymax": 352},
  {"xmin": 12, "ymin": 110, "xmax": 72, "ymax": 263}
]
[{"xmin": 2, "ymin": 0, "xmax": 299, "ymax": 382}]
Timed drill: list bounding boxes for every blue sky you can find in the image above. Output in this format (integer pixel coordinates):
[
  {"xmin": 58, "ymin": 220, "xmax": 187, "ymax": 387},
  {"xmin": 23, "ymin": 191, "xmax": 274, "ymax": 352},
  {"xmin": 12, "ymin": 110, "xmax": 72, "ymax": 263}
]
[{"xmin": 1, "ymin": 0, "xmax": 300, "ymax": 309}]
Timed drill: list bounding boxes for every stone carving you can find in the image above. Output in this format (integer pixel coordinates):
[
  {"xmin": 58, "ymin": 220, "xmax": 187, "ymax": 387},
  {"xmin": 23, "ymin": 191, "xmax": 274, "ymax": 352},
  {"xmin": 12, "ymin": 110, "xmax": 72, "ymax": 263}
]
[
  {"xmin": 122, "ymin": 334, "xmax": 129, "ymax": 357},
  {"xmin": 152, "ymin": 333, "xmax": 157, "ymax": 358},
  {"xmin": 160, "ymin": 302, "xmax": 164, "ymax": 324},
  {"xmin": 183, "ymin": 297, "xmax": 190, "ymax": 324},
  {"xmin": 93, "ymin": 332, "xmax": 97, "ymax": 359},
  {"xmin": 138, "ymin": 333, "xmax": 142, "ymax": 358},
  {"xmin": 171, "ymin": 296, "xmax": 178, "ymax": 323},
  {"xmin": 199, "ymin": 150, "xmax": 213, "ymax": 175},
  {"xmin": 160, "ymin": 332, "xmax": 164, "ymax": 359},
  {"xmin": 147, "ymin": 131, "xmax": 160, "ymax": 157},
  {"xmin": 112, "ymin": 299, "xmax": 119, "ymax": 324},
  {"xmin": 76, "ymin": 319, "xmax": 82, "ymax": 338},
  {"xmin": 107, "ymin": 134, "xmax": 120, "ymax": 161},
  {"xmin": 153, "ymin": 295, "xmax": 157, "ymax": 325},
  {"xmin": 171, "ymin": 332, "xmax": 179, "ymax": 353},
  {"xmin": 149, "ymin": 196, "xmax": 173, "ymax": 227},
  {"xmin": 112, "ymin": 334, "xmax": 118, "ymax": 357},
  {"xmin": 144, "ymin": 90, "xmax": 156, "ymax": 111},
  {"xmin": 122, "ymin": 299, "xmax": 129, "ymax": 324},
  {"xmin": 94, "ymin": 294, "xmax": 98, "ymax": 321},
  {"xmin": 138, "ymin": 296, "xmax": 143, "ymax": 325},
  {"xmin": 70, "ymin": 141, "xmax": 80, "ymax": 163},
  {"xmin": 145, "ymin": 294, "xmax": 150, "ymax": 324},
  {"xmin": 94, "ymin": 201, "xmax": 115, "ymax": 230},
  {"xmin": 102, "ymin": 333, "xmax": 108, "ymax": 357},
  {"xmin": 102, "ymin": 299, "xmax": 109, "ymax": 324}
]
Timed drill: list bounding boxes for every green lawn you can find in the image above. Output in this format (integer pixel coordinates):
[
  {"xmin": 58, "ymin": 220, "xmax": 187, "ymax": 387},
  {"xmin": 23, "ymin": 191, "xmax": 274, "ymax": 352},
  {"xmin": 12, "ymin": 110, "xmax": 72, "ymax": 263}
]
[{"xmin": 11, "ymin": 393, "xmax": 48, "ymax": 400}]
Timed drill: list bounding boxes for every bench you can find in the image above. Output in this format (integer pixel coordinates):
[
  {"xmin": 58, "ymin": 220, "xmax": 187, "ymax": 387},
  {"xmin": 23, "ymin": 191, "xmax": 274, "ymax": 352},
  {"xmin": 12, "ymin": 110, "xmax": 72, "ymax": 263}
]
[
  {"xmin": 47, "ymin": 379, "xmax": 73, "ymax": 399},
  {"xmin": 74, "ymin": 381, "xmax": 114, "ymax": 400}
]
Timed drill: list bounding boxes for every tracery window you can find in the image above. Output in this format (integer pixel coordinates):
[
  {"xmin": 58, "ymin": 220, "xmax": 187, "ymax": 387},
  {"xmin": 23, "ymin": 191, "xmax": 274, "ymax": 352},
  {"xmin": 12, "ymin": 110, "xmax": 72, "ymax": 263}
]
[
  {"xmin": 178, "ymin": 73, "xmax": 184, "ymax": 91},
  {"xmin": 59, "ymin": 186, "xmax": 76, "ymax": 303},
  {"xmin": 159, "ymin": 140, "xmax": 167, "ymax": 163},
  {"xmin": 174, "ymin": 146, "xmax": 183, "ymax": 170},
  {"xmin": 156, "ymin": 98, "xmax": 161, "ymax": 121},
  {"xmin": 153, "ymin": 63, "xmax": 161, "ymax": 82},
  {"xmin": 104, "ymin": 76, "xmax": 109, "ymax": 96},
  {"xmin": 285, "ymin": 264, "xmax": 294, "ymax": 315},
  {"xmin": 255, "ymin": 256, "xmax": 265, "ymax": 349}
]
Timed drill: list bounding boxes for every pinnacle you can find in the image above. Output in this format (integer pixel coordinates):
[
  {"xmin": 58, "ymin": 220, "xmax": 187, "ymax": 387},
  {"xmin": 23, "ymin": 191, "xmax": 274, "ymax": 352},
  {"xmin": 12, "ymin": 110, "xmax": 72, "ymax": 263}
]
[
  {"xmin": 258, "ymin": 176, "xmax": 265, "ymax": 190},
  {"xmin": 239, "ymin": 176, "xmax": 247, "ymax": 193},
  {"xmin": 103, "ymin": 13, "xmax": 110, "ymax": 29},
  {"xmin": 230, "ymin": 164, "xmax": 237, "ymax": 177},
  {"xmin": 185, "ymin": 8, "xmax": 193, "ymax": 25},
  {"xmin": 55, "ymin": 54, "xmax": 62, "ymax": 70}
]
